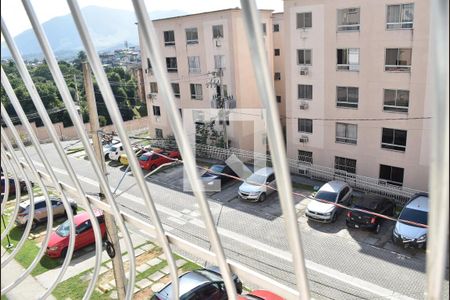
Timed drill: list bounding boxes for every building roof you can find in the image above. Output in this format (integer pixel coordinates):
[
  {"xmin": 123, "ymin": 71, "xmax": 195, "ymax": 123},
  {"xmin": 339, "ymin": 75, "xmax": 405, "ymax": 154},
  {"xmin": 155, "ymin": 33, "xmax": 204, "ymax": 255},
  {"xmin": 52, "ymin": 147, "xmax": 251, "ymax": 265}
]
[{"xmin": 152, "ymin": 7, "xmax": 274, "ymax": 22}]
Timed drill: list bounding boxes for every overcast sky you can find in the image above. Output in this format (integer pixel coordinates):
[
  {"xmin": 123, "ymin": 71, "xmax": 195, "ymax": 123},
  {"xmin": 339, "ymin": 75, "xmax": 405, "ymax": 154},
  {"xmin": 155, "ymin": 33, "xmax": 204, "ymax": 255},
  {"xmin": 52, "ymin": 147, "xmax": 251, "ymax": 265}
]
[{"xmin": 1, "ymin": 0, "xmax": 284, "ymax": 38}]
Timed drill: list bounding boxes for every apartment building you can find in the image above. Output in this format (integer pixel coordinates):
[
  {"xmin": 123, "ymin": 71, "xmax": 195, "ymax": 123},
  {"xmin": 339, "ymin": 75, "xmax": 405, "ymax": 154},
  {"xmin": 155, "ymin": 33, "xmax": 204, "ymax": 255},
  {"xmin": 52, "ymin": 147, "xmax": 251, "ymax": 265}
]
[
  {"xmin": 284, "ymin": 0, "xmax": 431, "ymax": 191},
  {"xmin": 138, "ymin": 8, "xmax": 274, "ymax": 151}
]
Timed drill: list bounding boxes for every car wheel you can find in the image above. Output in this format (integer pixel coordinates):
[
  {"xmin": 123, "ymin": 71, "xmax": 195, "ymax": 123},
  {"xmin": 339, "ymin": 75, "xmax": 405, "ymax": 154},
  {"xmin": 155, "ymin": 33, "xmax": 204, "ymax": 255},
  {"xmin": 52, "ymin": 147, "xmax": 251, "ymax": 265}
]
[
  {"xmin": 258, "ymin": 193, "xmax": 266, "ymax": 202},
  {"xmin": 331, "ymin": 213, "xmax": 337, "ymax": 223},
  {"xmin": 31, "ymin": 220, "xmax": 38, "ymax": 230},
  {"xmin": 150, "ymin": 165, "xmax": 157, "ymax": 172},
  {"xmin": 60, "ymin": 248, "xmax": 68, "ymax": 258},
  {"xmin": 375, "ymin": 224, "xmax": 381, "ymax": 234},
  {"xmin": 72, "ymin": 207, "xmax": 77, "ymax": 216}
]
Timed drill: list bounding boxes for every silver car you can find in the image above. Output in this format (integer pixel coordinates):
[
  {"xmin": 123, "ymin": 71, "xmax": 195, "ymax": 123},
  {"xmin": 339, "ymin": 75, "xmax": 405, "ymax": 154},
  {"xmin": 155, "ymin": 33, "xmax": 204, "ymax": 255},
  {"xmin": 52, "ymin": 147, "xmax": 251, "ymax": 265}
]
[{"xmin": 238, "ymin": 167, "xmax": 276, "ymax": 202}]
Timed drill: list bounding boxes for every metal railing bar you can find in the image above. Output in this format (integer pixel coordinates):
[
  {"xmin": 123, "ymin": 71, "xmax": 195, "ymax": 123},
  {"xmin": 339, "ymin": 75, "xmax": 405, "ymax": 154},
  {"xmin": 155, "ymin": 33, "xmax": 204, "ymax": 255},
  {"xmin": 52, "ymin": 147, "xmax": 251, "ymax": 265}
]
[
  {"xmin": 131, "ymin": 0, "xmax": 238, "ymax": 299},
  {"xmin": 65, "ymin": 0, "xmax": 177, "ymax": 297},
  {"xmin": 239, "ymin": 1, "xmax": 310, "ymax": 298},
  {"xmin": 1, "ymin": 148, "xmax": 13, "ymax": 215},
  {"xmin": 1, "ymin": 63, "xmax": 82, "ymax": 299},
  {"xmin": 426, "ymin": 0, "xmax": 449, "ymax": 298}
]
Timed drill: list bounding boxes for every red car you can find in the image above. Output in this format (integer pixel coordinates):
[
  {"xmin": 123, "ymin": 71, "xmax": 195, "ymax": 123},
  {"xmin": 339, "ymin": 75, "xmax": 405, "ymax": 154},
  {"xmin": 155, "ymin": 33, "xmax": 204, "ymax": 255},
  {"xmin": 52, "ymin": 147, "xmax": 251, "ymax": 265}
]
[
  {"xmin": 46, "ymin": 210, "xmax": 106, "ymax": 258},
  {"xmin": 240, "ymin": 290, "xmax": 285, "ymax": 300},
  {"xmin": 138, "ymin": 149, "xmax": 181, "ymax": 171}
]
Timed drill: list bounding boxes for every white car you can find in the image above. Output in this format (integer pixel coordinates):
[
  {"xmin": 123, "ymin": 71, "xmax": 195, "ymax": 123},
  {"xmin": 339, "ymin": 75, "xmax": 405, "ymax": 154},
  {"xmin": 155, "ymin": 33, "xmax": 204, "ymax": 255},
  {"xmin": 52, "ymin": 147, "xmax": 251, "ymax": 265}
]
[
  {"xmin": 102, "ymin": 139, "xmax": 120, "ymax": 160},
  {"xmin": 238, "ymin": 167, "xmax": 276, "ymax": 202},
  {"xmin": 108, "ymin": 143, "xmax": 124, "ymax": 161},
  {"xmin": 305, "ymin": 180, "xmax": 353, "ymax": 223}
]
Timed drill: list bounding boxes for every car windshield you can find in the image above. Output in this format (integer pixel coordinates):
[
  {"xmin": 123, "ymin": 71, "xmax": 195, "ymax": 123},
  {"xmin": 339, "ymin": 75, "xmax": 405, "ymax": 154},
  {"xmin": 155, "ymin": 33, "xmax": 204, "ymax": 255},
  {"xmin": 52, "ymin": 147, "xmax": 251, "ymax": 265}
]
[
  {"xmin": 139, "ymin": 155, "xmax": 149, "ymax": 161},
  {"xmin": 246, "ymin": 173, "xmax": 267, "ymax": 185},
  {"xmin": 399, "ymin": 207, "xmax": 428, "ymax": 226},
  {"xmin": 56, "ymin": 220, "xmax": 70, "ymax": 237},
  {"xmin": 110, "ymin": 146, "xmax": 117, "ymax": 152},
  {"xmin": 315, "ymin": 191, "xmax": 338, "ymax": 202},
  {"xmin": 203, "ymin": 165, "xmax": 224, "ymax": 177}
]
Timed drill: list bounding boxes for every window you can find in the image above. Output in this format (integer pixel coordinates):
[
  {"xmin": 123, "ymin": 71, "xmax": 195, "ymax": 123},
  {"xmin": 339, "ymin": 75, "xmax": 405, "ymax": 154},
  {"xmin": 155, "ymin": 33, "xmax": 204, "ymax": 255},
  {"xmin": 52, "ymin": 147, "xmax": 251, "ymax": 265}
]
[
  {"xmin": 337, "ymin": 48, "xmax": 359, "ymax": 71},
  {"xmin": 179, "ymin": 109, "xmax": 182, "ymax": 117},
  {"xmin": 155, "ymin": 128, "xmax": 163, "ymax": 138},
  {"xmin": 274, "ymin": 72, "xmax": 281, "ymax": 80},
  {"xmin": 387, "ymin": 3, "xmax": 414, "ymax": 29},
  {"xmin": 335, "ymin": 156, "xmax": 356, "ymax": 174},
  {"xmin": 298, "ymin": 84, "xmax": 313, "ymax": 100},
  {"xmin": 171, "ymin": 83, "xmax": 180, "ymax": 98},
  {"xmin": 298, "ymin": 150, "xmax": 313, "ymax": 163},
  {"xmin": 166, "ymin": 57, "xmax": 178, "ymax": 72},
  {"xmin": 297, "ymin": 49, "xmax": 312, "ymax": 65},
  {"xmin": 298, "ymin": 119, "xmax": 313, "ymax": 133},
  {"xmin": 274, "ymin": 49, "xmax": 280, "ymax": 56},
  {"xmin": 276, "ymin": 96, "xmax": 281, "ymax": 103},
  {"xmin": 153, "ymin": 105, "xmax": 161, "ymax": 116},
  {"xmin": 336, "ymin": 86, "xmax": 358, "ymax": 108},
  {"xmin": 146, "ymin": 58, "xmax": 152, "ymax": 70},
  {"xmin": 382, "ymin": 128, "xmax": 407, "ymax": 151},
  {"xmin": 297, "ymin": 12, "xmax": 312, "ymax": 29},
  {"xmin": 163, "ymin": 30, "xmax": 175, "ymax": 46},
  {"xmin": 212, "ymin": 25, "xmax": 223, "ymax": 38},
  {"xmin": 150, "ymin": 82, "xmax": 158, "ymax": 94},
  {"xmin": 273, "ymin": 24, "xmax": 280, "ymax": 32},
  {"xmin": 336, "ymin": 123, "xmax": 357, "ymax": 144},
  {"xmin": 188, "ymin": 56, "xmax": 201, "ymax": 73},
  {"xmin": 379, "ymin": 164, "xmax": 404, "ymax": 186},
  {"xmin": 384, "ymin": 89, "xmax": 409, "ymax": 112},
  {"xmin": 337, "ymin": 8, "xmax": 360, "ymax": 31},
  {"xmin": 186, "ymin": 28, "xmax": 198, "ymax": 44},
  {"xmin": 262, "ymin": 23, "xmax": 267, "ymax": 35},
  {"xmin": 214, "ymin": 55, "xmax": 225, "ymax": 69},
  {"xmin": 385, "ymin": 48, "xmax": 412, "ymax": 72},
  {"xmin": 190, "ymin": 84, "xmax": 203, "ymax": 100}
]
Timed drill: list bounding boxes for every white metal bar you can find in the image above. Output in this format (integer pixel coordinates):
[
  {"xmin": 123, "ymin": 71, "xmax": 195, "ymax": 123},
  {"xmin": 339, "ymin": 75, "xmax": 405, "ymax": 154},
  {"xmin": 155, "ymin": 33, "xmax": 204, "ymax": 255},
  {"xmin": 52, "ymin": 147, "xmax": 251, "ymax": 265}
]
[
  {"xmin": 1, "ymin": 148, "xmax": 13, "ymax": 215},
  {"xmin": 239, "ymin": 1, "xmax": 310, "ymax": 298},
  {"xmin": 426, "ymin": 0, "xmax": 449, "ymax": 298},
  {"xmin": 131, "ymin": 1, "xmax": 238, "ymax": 299}
]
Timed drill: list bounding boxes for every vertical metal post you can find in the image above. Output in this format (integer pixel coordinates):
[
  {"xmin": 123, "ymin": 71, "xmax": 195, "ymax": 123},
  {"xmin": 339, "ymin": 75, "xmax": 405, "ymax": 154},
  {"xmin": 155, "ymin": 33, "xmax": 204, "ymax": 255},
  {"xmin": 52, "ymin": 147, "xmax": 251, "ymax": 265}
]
[{"xmin": 83, "ymin": 61, "xmax": 127, "ymax": 300}]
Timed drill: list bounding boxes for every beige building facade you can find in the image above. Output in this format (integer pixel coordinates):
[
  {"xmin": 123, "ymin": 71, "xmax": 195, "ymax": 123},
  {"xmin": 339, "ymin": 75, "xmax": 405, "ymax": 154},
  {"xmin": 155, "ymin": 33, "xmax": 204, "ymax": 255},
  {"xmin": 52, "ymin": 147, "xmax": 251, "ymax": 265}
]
[
  {"xmin": 139, "ymin": 8, "xmax": 274, "ymax": 151},
  {"xmin": 284, "ymin": 0, "xmax": 431, "ymax": 191}
]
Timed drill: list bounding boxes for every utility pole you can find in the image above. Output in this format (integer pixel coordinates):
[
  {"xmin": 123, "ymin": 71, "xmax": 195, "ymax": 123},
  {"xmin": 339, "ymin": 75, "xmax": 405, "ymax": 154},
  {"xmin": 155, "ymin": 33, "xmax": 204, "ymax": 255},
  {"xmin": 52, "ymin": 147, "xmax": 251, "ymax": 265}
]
[
  {"xmin": 83, "ymin": 61, "xmax": 127, "ymax": 300},
  {"xmin": 73, "ymin": 73, "xmax": 80, "ymax": 104}
]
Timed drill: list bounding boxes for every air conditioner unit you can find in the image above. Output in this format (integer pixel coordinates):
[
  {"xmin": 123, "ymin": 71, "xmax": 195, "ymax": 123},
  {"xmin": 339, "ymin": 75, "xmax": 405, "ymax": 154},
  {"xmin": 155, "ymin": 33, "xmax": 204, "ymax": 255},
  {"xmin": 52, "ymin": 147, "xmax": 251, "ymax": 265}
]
[
  {"xmin": 299, "ymin": 136, "xmax": 309, "ymax": 143},
  {"xmin": 215, "ymin": 39, "xmax": 222, "ymax": 47},
  {"xmin": 298, "ymin": 166, "xmax": 309, "ymax": 176},
  {"xmin": 299, "ymin": 102, "xmax": 309, "ymax": 110},
  {"xmin": 300, "ymin": 67, "xmax": 309, "ymax": 76}
]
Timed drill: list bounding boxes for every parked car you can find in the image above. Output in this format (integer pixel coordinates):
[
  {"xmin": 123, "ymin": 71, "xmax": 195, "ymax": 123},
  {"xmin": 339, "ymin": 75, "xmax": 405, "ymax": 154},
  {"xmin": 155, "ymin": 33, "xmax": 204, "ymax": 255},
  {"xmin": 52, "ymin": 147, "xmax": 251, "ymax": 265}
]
[
  {"xmin": 346, "ymin": 194, "xmax": 395, "ymax": 233},
  {"xmin": 151, "ymin": 267, "xmax": 242, "ymax": 300},
  {"xmin": 238, "ymin": 167, "xmax": 276, "ymax": 202},
  {"xmin": 102, "ymin": 139, "xmax": 121, "ymax": 160},
  {"xmin": 119, "ymin": 147, "xmax": 149, "ymax": 166},
  {"xmin": 201, "ymin": 164, "xmax": 238, "ymax": 189},
  {"xmin": 46, "ymin": 210, "xmax": 106, "ymax": 258},
  {"xmin": 392, "ymin": 193, "xmax": 428, "ymax": 248},
  {"xmin": 138, "ymin": 149, "xmax": 181, "ymax": 171},
  {"xmin": 240, "ymin": 290, "xmax": 285, "ymax": 300},
  {"xmin": 15, "ymin": 196, "xmax": 78, "ymax": 229},
  {"xmin": 1, "ymin": 176, "xmax": 27, "ymax": 196},
  {"xmin": 305, "ymin": 180, "xmax": 352, "ymax": 223},
  {"xmin": 108, "ymin": 143, "xmax": 124, "ymax": 161}
]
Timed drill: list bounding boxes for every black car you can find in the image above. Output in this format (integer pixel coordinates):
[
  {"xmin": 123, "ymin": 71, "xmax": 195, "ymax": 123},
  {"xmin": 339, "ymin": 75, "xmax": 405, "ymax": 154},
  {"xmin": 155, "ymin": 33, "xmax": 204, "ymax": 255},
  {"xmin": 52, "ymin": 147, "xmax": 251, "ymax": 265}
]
[
  {"xmin": 201, "ymin": 165, "xmax": 238, "ymax": 191},
  {"xmin": 1, "ymin": 176, "xmax": 28, "ymax": 196},
  {"xmin": 151, "ymin": 267, "xmax": 242, "ymax": 300},
  {"xmin": 346, "ymin": 194, "xmax": 395, "ymax": 233}
]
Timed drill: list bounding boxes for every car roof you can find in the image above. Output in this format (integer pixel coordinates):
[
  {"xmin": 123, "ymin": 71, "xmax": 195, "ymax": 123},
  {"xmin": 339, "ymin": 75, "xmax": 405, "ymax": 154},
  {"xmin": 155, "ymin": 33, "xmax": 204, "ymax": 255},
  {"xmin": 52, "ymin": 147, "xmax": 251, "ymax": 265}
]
[
  {"xmin": 319, "ymin": 181, "xmax": 349, "ymax": 193},
  {"xmin": 254, "ymin": 167, "xmax": 274, "ymax": 176},
  {"xmin": 20, "ymin": 196, "xmax": 59, "ymax": 208},
  {"xmin": 157, "ymin": 269, "xmax": 221, "ymax": 298},
  {"xmin": 73, "ymin": 209, "xmax": 104, "ymax": 225},
  {"xmin": 354, "ymin": 194, "xmax": 388, "ymax": 210},
  {"xmin": 111, "ymin": 143, "xmax": 122, "ymax": 147},
  {"xmin": 405, "ymin": 195, "xmax": 428, "ymax": 212}
]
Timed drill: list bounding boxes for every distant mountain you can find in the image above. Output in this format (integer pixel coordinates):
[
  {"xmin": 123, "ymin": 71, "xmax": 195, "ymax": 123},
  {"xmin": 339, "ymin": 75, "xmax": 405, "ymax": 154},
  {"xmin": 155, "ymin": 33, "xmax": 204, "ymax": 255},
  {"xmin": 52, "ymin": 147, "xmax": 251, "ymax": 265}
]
[{"xmin": 1, "ymin": 6, "xmax": 187, "ymax": 60}]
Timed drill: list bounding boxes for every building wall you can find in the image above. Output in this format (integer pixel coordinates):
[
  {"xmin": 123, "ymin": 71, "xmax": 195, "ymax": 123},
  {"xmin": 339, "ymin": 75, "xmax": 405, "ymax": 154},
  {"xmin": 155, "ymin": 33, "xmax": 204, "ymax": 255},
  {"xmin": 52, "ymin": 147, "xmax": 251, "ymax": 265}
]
[
  {"xmin": 272, "ymin": 13, "xmax": 286, "ymax": 130},
  {"xmin": 284, "ymin": 0, "xmax": 430, "ymax": 190}
]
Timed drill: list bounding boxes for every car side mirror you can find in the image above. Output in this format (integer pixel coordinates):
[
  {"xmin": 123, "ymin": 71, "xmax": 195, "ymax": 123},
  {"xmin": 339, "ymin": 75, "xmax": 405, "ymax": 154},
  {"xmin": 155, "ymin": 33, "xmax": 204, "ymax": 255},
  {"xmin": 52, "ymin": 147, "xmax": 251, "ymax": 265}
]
[{"xmin": 313, "ymin": 185, "xmax": 320, "ymax": 191}]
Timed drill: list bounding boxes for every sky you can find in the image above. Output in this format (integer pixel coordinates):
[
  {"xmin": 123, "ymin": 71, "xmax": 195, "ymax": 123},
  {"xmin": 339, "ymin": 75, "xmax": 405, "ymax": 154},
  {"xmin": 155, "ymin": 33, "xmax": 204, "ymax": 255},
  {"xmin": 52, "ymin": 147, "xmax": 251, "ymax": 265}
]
[{"xmin": 1, "ymin": 0, "xmax": 284, "ymax": 38}]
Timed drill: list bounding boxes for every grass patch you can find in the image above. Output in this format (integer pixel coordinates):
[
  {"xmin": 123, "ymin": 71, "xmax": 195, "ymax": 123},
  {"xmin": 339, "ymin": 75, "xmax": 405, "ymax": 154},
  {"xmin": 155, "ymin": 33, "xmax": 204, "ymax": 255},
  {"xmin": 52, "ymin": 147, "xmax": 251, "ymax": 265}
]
[
  {"xmin": 136, "ymin": 260, "xmax": 168, "ymax": 282},
  {"xmin": 292, "ymin": 182, "xmax": 315, "ymax": 192},
  {"xmin": 1, "ymin": 294, "xmax": 9, "ymax": 300},
  {"xmin": 66, "ymin": 147, "xmax": 85, "ymax": 155},
  {"xmin": 52, "ymin": 269, "xmax": 110, "ymax": 300},
  {"xmin": 180, "ymin": 261, "xmax": 201, "ymax": 273}
]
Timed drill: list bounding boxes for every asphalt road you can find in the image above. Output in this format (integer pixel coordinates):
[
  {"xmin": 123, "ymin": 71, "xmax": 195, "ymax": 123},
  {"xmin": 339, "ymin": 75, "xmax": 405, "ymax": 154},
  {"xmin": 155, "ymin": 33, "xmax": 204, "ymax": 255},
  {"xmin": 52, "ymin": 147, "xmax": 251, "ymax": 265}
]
[{"xmin": 11, "ymin": 142, "xmax": 449, "ymax": 299}]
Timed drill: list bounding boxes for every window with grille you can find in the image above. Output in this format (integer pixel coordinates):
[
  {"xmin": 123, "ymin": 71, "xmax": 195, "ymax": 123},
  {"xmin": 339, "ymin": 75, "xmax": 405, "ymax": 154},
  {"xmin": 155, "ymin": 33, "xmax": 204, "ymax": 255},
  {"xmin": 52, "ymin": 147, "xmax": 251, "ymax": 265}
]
[
  {"xmin": 297, "ymin": 49, "xmax": 312, "ymax": 65},
  {"xmin": 190, "ymin": 84, "xmax": 203, "ymax": 100},
  {"xmin": 297, "ymin": 12, "xmax": 312, "ymax": 29},
  {"xmin": 186, "ymin": 27, "xmax": 199, "ymax": 44},
  {"xmin": 382, "ymin": 128, "xmax": 407, "ymax": 151},
  {"xmin": 385, "ymin": 48, "xmax": 412, "ymax": 72},
  {"xmin": 171, "ymin": 83, "xmax": 180, "ymax": 98},
  {"xmin": 274, "ymin": 72, "xmax": 281, "ymax": 80},
  {"xmin": 298, "ymin": 119, "xmax": 313, "ymax": 133},
  {"xmin": 153, "ymin": 105, "xmax": 161, "ymax": 116},
  {"xmin": 274, "ymin": 49, "xmax": 280, "ymax": 56},
  {"xmin": 150, "ymin": 82, "xmax": 158, "ymax": 94},
  {"xmin": 163, "ymin": 30, "xmax": 175, "ymax": 46},
  {"xmin": 336, "ymin": 86, "xmax": 358, "ymax": 108},
  {"xmin": 298, "ymin": 84, "xmax": 313, "ymax": 100},
  {"xmin": 155, "ymin": 128, "xmax": 163, "ymax": 138},
  {"xmin": 188, "ymin": 56, "xmax": 201, "ymax": 74},
  {"xmin": 337, "ymin": 8, "xmax": 360, "ymax": 31},
  {"xmin": 212, "ymin": 25, "xmax": 224, "ymax": 38},
  {"xmin": 383, "ymin": 89, "xmax": 409, "ymax": 112},
  {"xmin": 276, "ymin": 96, "xmax": 281, "ymax": 103},
  {"xmin": 379, "ymin": 164, "xmax": 404, "ymax": 186},
  {"xmin": 273, "ymin": 24, "xmax": 280, "ymax": 32},
  {"xmin": 336, "ymin": 123, "xmax": 357, "ymax": 144},
  {"xmin": 386, "ymin": 3, "xmax": 414, "ymax": 29},
  {"xmin": 337, "ymin": 48, "xmax": 360, "ymax": 71},
  {"xmin": 262, "ymin": 23, "xmax": 267, "ymax": 35},
  {"xmin": 335, "ymin": 156, "xmax": 356, "ymax": 174},
  {"xmin": 166, "ymin": 57, "xmax": 178, "ymax": 72},
  {"xmin": 298, "ymin": 150, "xmax": 313, "ymax": 163}
]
